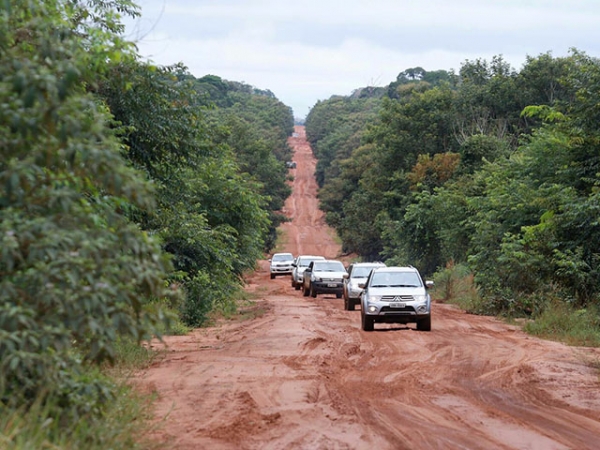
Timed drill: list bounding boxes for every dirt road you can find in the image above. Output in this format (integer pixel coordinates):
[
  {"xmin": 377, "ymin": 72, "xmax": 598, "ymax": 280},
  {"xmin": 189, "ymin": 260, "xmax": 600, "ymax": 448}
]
[{"xmin": 137, "ymin": 126, "xmax": 600, "ymax": 449}]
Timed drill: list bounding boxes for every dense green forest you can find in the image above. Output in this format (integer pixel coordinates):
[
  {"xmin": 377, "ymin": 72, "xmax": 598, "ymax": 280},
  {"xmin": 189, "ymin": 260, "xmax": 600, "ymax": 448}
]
[
  {"xmin": 1, "ymin": 0, "xmax": 292, "ymax": 446},
  {"xmin": 306, "ymin": 54, "xmax": 600, "ymax": 324}
]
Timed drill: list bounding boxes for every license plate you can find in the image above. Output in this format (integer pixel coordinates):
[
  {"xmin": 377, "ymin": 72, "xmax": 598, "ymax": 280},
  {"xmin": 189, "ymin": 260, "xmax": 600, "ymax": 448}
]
[
  {"xmin": 390, "ymin": 302, "xmax": 406, "ymax": 308},
  {"xmin": 327, "ymin": 283, "xmax": 337, "ymax": 288}
]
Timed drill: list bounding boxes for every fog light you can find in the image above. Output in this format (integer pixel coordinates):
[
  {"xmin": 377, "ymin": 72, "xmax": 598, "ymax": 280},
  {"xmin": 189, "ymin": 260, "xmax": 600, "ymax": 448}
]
[
  {"xmin": 368, "ymin": 305, "xmax": 378, "ymax": 313},
  {"xmin": 417, "ymin": 305, "xmax": 428, "ymax": 314}
]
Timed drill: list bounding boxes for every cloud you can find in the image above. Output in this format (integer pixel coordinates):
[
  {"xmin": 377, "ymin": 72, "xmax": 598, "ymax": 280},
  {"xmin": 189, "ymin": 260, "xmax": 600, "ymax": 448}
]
[{"xmin": 126, "ymin": 0, "xmax": 600, "ymax": 118}]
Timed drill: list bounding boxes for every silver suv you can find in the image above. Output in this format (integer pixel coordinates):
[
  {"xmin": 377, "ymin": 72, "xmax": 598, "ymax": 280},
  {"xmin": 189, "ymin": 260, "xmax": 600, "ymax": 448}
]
[
  {"xmin": 360, "ymin": 266, "xmax": 433, "ymax": 332},
  {"xmin": 342, "ymin": 262, "xmax": 386, "ymax": 310},
  {"xmin": 291, "ymin": 255, "xmax": 325, "ymax": 289},
  {"xmin": 269, "ymin": 252, "xmax": 294, "ymax": 279},
  {"xmin": 302, "ymin": 259, "xmax": 347, "ymax": 298}
]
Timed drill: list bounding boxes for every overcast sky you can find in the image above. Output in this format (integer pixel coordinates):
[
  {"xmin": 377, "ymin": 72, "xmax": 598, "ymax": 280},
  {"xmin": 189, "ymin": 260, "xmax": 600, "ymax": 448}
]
[{"xmin": 124, "ymin": 0, "xmax": 600, "ymax": 119}]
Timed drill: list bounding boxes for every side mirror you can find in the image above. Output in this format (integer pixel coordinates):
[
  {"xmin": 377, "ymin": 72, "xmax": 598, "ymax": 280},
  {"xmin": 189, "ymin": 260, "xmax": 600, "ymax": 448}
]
[
  {"xmin": 358, "ymin": 282, "xmax": 366, "ymax": 289},
  {"xmin": 425, "ymin": 280, "xmax": 434, "ymax": 289},
  {"xmin": 342, "ymin": 273, "xmax": 349, "ymax": 279}
]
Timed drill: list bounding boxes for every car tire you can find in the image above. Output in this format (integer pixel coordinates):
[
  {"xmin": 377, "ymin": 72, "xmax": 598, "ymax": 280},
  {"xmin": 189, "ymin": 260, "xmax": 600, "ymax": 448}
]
[
  {"xmin": 295, "ymin": 283, "xmax": 301, "ymax": 291},
  {"xmin": 291, "ymin": 279, "xmax": 295, "ymax": 288},
  {"xmin": 348, "ymin": 299, "xmax": 355, "ymax": 311},
  {"xmin": 336, "ymin": 293, "xmax": 342, "ymax": 299},
  {"xmin": 417, "ymin": 315, "xmax": 431, "ymax": 332},
  {"xmin": 303, "ymin": 285, "xmax": 309, "ymax": 297},
  {"xmin": 361, "ymin": 312, "xmax": 374, "ymax": 331},
  {"xmin": 270, "ymin": 273, "xmax": 275, "ymax": 279},
  {"xmin": 343, "ymin": 295, "xmax": 349, "ymax": 311},
  {"xmin": 310, "ymin": 285, "xmax": 317, "ymax": 298}
]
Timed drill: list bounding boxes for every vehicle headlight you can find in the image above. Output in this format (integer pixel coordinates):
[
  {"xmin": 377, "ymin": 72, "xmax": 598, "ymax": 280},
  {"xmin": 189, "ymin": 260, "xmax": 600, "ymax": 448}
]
[
  {"xmin": 413, "ymin": 295, "xmax": 428, "ymax": 303},
  {"xmin": 367, "ymin": 295, "xmax": 382, "ymax": 302},
  {"xmin": 416, "ymin": 304, "xmax": 429, "ymax": 314}
]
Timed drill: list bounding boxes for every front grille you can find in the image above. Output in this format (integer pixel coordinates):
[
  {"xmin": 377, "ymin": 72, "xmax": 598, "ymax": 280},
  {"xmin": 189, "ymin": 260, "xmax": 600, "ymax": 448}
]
[{"xmin": 381, "ymin": 295, "xmax": 414, "ymax": 302}]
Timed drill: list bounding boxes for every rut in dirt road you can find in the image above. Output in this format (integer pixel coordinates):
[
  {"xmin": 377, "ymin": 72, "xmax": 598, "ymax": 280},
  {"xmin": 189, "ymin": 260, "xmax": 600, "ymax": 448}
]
[{"xmin": 136, "ymin": 126, "xmax": 600, "ymax": 450}]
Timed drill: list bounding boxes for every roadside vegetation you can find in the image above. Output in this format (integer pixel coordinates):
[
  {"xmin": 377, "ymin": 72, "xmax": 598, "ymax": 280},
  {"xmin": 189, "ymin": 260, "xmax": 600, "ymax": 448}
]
[
  {"xmin": 305, "ymin": 56, "xmax": 600, "ymax": 347},
  {"xmin": 1, "ymin": 0, "xmax": 292, "ymax": 447}
]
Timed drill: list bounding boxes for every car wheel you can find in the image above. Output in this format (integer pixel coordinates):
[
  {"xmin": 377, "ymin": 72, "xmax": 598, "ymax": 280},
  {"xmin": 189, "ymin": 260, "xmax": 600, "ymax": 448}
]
[
  {"xmin": 310, "ymin": 285, "xmax": 317, "ymax": 298},
  {"xmin": 343, "ymin": 295, "xmax": 349, "ymax": 311},
  {"xmin": 303, "ymin": 285, "xmax": 309, "ymax": 297},
  {"xmin": 348, "ymin": 299, "xmax": 355, "ymax": 311},
  {"xmin": 270, "ymin": 273, "xmax": 275, "ymax": 279},
  {"xmin": 336, "ymin": 293, "xmax": 342, "ymax": 299},
  {"xmin": 291, "ymin": 279, "xmax": 295, "ymax": 288},
  {"xmin": 295, "ymin": 283, "xmax": 301, "ymax": 291},
  {"xmin": 417, "ymin": 315, "xmax": 431, "ymax": 332},
  {"xmin": 361, "ymin": 312, "xmax": 374, "ymax": 332}
]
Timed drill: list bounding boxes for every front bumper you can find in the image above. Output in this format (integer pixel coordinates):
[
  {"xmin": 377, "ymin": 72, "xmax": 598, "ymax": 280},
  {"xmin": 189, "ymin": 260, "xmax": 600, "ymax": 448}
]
[
  {"xmin": 312, "ymin": 281, "xmax": 343, "ymax": 294},
  {"xmin": 364, "ymin": 301, "xmax": 430, "ymax": 323}
]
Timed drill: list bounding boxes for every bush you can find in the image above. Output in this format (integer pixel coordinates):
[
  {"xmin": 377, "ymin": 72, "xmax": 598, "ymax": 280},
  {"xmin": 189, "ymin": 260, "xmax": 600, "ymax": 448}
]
[{"xmin": 524, "ymin": 302, "xmax": 600, "ymax": 346}]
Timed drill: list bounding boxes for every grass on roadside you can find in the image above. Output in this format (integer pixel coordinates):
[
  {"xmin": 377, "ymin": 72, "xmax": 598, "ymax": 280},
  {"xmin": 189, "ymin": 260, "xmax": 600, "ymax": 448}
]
[
  {"xmin": 432, "ymin": 262, "xmax": 600, "ymax": 358},
  {"xmin": 1, "ymin": 346, "xmax": 162, "ymax": 450},
  {"xmin": 209, "ymin": 287, "xmax": 271, "ymax": 323},
  {"xmin": 524, "ymin": 302, "xmax": 600, "ymax": 347}
]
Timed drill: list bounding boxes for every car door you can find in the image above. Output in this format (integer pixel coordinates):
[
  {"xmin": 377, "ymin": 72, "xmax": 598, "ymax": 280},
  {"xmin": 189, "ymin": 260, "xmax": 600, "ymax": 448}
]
[
  {"xmin": 343, "ymin": 264, "xmax": 354, "ymax": 297},
  {"xmin": 360, "ymin": 269, "xmax": 375, "ymax": 306},
  {"xmin": 303, "ymin": 261, "xmax": 314, "ymax": 289}
]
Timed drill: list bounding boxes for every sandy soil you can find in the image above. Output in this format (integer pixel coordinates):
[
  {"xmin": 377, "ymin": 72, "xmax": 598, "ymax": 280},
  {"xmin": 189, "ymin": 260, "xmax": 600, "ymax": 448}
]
[{"xmin": 136, "ymin": 126, "xmax": 600, "ymax": 450}]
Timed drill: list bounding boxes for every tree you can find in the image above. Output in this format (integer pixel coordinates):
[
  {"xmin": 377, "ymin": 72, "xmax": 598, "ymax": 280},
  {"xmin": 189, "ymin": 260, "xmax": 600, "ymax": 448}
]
[{"xmin": 1, "ymin": 0, "xmax": 177, "ymax": 417}]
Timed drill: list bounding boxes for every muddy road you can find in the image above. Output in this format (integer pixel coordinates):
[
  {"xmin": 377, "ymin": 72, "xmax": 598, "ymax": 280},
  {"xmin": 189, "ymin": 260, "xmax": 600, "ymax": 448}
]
[{"xmin": 137, "ymin": 126, "xmax": 600, "ymax": 449}]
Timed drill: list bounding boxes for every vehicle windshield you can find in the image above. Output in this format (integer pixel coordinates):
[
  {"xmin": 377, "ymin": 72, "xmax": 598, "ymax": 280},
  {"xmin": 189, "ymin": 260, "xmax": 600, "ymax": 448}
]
[
  {"xmin": 273, "ymin": 254, "xmax": 293, "ymax": 262},
  {"xmin": 352, "ymin": 266, "xmax": 379, "ymax": 278},
  {"xmin": 299, "ymin": 258, "xmax": 319, "ymax": 267},
  {"xmin": 370, "ymin": 271, "xmax": 422, "ymax": 288},
  {"xmin": 313, "ymin": 262, "xmax": 345, "ymax": 272}
]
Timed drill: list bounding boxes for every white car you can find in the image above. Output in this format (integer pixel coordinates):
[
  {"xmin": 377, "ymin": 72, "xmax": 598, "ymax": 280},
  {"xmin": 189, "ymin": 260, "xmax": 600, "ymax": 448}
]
[
  {"xmin": 291, "ymin": 255, "xmax": 325, "ymax": 289},
  {"xmin": 360, "ymin": 266, "xmax": 433, "ymax": 331},
  {"xmin": 269, "ymin": 253, "xmax": 294, "ymax": 279}
]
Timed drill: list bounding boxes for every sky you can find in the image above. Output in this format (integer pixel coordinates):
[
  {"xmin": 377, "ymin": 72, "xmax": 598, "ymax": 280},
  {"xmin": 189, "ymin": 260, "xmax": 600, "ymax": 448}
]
[{"xmin": 124, "ymin": 0, "xmax": 600, "ymax": 119}]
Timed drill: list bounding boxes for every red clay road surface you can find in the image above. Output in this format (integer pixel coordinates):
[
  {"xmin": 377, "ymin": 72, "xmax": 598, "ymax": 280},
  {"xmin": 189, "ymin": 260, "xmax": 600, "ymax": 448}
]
[{"xmin": 135, "ymin": 126, "xmax": 600, "ymax": 450}]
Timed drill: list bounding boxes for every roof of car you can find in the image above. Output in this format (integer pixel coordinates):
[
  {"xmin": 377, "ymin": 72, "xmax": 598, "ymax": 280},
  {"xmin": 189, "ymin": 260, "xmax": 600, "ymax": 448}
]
[
  {"xmin": 297, "ymin": 255, "xmax": 325, "ymax": 259},
  {"xmin": 372, "ymin": 266, "xmax": 417, "ymax": 272},
  {"xmin": 352, "ymin": 262, "xmax": 386, "ymax": 266}
]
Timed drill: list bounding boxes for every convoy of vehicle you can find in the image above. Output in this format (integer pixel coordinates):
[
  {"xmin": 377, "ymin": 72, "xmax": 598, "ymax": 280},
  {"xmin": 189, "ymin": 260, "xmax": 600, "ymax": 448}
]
[{"xmin": 269, "ymin": 252, "xmax": 433, "ymax": 331}]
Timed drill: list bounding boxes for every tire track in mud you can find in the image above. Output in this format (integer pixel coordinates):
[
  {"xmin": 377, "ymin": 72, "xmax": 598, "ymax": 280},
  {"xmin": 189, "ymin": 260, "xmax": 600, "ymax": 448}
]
[{"xmin": 135, "ymin": 126, "xmax": 600, "ymax": 450}]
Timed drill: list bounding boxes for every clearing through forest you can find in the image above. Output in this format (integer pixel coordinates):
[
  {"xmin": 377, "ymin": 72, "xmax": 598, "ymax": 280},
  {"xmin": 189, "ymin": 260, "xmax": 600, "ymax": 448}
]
[{"xmin": 136, "ymin": 126, "xmax": 600, "ymax": 450}]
